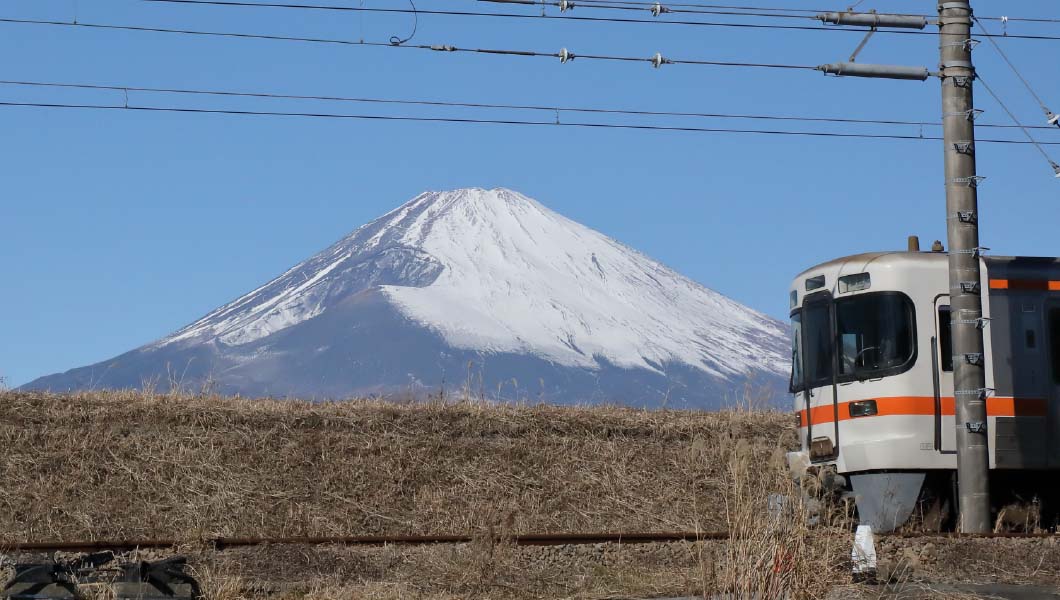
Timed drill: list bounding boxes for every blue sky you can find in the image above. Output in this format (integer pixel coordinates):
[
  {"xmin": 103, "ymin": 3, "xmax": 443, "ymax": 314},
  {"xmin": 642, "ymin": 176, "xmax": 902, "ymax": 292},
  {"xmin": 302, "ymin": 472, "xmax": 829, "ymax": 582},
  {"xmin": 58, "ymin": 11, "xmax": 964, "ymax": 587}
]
[{"xmin": 3, "ymin": 0, "xmax": 1059, "ymax": 387}]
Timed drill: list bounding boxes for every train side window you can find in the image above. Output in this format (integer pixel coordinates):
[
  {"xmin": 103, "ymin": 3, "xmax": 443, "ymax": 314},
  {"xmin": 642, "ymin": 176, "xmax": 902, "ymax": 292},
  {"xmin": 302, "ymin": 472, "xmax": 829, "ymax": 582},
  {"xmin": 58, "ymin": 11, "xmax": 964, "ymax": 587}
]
[
  {"xmin": 1021, "ymin": 309, "xmax": 1040, "ymax": 352},
  {"xmin": 1050, "ymin": 309, "xmax": 1060, "ymax": 384},
  {"xmin": 939, "ymin": 306, "xmax": 953, "ymax": 372}
]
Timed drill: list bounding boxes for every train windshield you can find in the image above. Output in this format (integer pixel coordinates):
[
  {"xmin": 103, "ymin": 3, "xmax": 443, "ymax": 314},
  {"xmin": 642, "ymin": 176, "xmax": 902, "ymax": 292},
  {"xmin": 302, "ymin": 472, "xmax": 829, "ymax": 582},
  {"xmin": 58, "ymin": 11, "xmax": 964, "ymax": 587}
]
[
  {"xmin": 791, "ymin": 292, "xmax": 916, "ymax": 392},
  {"xmin": 836, "ymin": 294, "xmax": 916, "ymax": 379}
]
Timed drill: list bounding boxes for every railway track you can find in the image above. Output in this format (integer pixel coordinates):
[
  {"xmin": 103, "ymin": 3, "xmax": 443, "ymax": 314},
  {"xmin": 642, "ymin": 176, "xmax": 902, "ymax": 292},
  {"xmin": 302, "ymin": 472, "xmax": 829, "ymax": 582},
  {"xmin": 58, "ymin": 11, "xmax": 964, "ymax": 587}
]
[{"xmin": 3, "ymin": 530, "xmax": 1056, "ymax": 552}]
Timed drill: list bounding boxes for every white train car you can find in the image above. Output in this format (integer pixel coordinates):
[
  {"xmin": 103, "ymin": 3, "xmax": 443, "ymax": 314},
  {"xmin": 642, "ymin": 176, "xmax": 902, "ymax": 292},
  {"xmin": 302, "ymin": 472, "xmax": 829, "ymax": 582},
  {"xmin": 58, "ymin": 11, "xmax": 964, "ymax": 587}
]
[{"xmin": 786, "ymin": 245, "xmax": 1060, "ymax": 531}]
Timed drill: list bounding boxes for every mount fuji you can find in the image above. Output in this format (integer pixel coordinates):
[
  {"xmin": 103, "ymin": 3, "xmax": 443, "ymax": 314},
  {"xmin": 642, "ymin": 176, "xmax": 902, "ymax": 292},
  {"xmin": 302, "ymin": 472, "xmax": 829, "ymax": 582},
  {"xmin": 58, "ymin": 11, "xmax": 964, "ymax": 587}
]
[{"xmin": 24, "ymin": 188, "xmax": 790, "ymax": 408}]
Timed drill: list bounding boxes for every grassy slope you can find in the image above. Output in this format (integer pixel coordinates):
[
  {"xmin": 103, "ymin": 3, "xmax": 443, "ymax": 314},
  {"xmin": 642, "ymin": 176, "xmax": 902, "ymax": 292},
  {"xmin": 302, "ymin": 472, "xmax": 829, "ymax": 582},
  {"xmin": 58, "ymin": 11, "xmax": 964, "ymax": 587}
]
[
  {"xmin": 0, "ymin": 391, "xmax": 793, "ymax": 541},
  {"xmin": 4, "ymin": 392, "xmax": 1059, "ymax": 599}
]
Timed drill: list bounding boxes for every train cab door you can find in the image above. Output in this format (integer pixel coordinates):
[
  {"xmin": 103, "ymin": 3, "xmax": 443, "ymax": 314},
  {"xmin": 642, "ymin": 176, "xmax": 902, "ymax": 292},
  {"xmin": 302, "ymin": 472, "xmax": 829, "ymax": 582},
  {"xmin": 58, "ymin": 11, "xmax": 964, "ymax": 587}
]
[
  {"xmin": 934, "ymin": 297, "xmax": 956, "ymax": 454},
  {"xmin": 1046, "ymin": 303, "xmax": 1060, "ymax": 468},
  {"xmin": 802, "ymin": 291, "xmax": 840, "ymax": 462}
]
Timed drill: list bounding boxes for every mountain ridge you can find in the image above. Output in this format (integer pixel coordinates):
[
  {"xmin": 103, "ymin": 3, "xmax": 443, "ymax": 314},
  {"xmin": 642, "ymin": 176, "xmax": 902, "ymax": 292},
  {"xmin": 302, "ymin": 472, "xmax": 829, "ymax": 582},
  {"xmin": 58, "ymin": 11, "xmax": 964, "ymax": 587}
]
[{"xmin": 24, "ymin": 188, "xmax": 790, "ymax": 408}]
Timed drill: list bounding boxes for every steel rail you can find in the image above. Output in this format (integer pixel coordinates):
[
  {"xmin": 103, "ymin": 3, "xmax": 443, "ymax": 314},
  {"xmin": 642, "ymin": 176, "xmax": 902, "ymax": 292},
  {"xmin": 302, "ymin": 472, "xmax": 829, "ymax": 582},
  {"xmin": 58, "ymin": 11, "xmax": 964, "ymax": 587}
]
[
  {"xmin": 882, "ymin": 531, "xmax": 1060, "ymax": 539},
  {"xmin": 0, "ymin": 532, "xmax": 729, "ymax": 552},
  {"xmin": 3, "ymin": 530, "xmax": 1057, "ymax": 552}
]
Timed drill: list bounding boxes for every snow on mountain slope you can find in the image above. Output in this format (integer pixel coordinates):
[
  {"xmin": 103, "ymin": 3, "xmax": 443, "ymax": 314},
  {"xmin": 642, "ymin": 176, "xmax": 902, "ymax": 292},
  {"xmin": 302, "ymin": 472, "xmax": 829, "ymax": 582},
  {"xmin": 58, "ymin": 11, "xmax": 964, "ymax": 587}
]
[
  {"xmin": 156, "ymin": 188, "xmax": 787, "ymax": 380},
  {"xmin": 25, "ymin": 188, "xmax": 790, "ymax": 405}
]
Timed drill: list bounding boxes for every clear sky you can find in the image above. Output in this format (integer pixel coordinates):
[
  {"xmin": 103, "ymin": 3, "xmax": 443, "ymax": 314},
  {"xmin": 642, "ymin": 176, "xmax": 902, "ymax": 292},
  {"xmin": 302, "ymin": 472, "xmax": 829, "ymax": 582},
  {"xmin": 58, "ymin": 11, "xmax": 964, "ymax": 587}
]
[{"xmin": 2, "ymin": 0, "xmax": 1059, "ymax": 387}]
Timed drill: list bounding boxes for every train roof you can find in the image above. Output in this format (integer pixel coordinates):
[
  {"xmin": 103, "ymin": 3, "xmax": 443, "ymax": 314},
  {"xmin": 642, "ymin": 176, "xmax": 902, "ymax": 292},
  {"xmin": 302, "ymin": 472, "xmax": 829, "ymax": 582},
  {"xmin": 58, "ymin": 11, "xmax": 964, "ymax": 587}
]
[{"xmin": 794, "ymin": 252, "xmax": 1060, "ymax": 282}]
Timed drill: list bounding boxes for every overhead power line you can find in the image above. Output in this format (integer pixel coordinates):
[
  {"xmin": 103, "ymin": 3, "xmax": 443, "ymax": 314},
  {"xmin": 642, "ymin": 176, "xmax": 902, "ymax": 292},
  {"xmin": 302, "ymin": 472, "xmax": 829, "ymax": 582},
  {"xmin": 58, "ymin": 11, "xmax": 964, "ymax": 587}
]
[
  {"xmin": 1, "ymin": 99, "xmax": 1057, "ymax": 146},
  {"xmin": 143, "ymin": 0, "xmax": 1060, "ymax": 26},
  {"xmin": 493, "ymin": 0, "xmax": 827, "ymax": 13},
  {"xmin": 3, "ymin": 78, "xmax": 1058, "ymax": 133},
  {"xmin": 484, "ymin": 0, "xmax": 1060, "ymax": 26},
  {"xmin": 565, "ymin": 0, "xmax": 1060, "ymax": 23},
  {"xmin": 574, "ymin": 0, "xmax": 1060, "ymax": 24},
  {"xmin": 131, "ymin": 0, "xmax": 1060, "ymax": 41},
  {"xmin": 976, "ymin": 74, "xmax": 1060, "ymax": 176},
  {"xmin": 477, "ymin": 0, "xmax": 820, "ymax": 20},
  {"xmin": 135, "ymin": 0, "xmax": 868, "ymax": 32},
  {"xmin": 973, "ymin": 16, "xmax": 1059, "ymax": 126},
  {"xmin": 0, "ymin": 17, "xmax": 817, "ymax": 70}
]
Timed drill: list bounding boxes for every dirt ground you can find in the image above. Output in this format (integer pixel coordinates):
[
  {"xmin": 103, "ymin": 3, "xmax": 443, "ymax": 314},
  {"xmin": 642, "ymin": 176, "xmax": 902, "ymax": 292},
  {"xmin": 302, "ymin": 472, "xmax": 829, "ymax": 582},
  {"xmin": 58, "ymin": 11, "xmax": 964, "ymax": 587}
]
[
  {"xmin": 5, "ymin": 537, "xmax": 1060, "ymax": 599},
  {"xmin": 2, "ymin": 391, "xmax": 1060, "ymax": 599}
]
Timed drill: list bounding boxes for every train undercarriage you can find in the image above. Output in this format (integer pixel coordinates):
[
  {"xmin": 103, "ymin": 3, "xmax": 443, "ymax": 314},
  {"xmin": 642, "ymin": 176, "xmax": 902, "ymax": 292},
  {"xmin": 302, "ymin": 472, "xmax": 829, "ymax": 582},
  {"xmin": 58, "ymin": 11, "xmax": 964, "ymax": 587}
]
[{"xmin": 803, "ymin": 465, "xmax": 1060, "ymax": 532}]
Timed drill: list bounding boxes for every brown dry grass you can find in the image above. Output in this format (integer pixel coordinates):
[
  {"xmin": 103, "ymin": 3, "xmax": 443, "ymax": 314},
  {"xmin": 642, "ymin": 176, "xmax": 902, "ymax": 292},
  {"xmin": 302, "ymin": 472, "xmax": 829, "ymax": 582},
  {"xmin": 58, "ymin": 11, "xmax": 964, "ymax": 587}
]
[
  {"xmin": 187, "ymin": 539, "xmax": 719, "ymax": 599},
  {"xmin": 4, "ymin": 391, "xmax": 1056, "ymax": 599},
  {"xmin": 0, "ymin": 390, "xmax": 794, "ymax": 541}
]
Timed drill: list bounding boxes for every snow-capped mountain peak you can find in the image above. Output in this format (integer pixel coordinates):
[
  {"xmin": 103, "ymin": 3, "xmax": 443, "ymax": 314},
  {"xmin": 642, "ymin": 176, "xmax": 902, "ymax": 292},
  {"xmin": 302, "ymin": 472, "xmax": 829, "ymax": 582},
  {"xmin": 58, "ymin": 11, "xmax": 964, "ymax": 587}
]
[
  {"xmin": 158, "ymin": 188, "xmax": 787, "ymax": 379},
  {"xmin": 28, "ymin": 188, "xmax": 788, "ymax": 407}
]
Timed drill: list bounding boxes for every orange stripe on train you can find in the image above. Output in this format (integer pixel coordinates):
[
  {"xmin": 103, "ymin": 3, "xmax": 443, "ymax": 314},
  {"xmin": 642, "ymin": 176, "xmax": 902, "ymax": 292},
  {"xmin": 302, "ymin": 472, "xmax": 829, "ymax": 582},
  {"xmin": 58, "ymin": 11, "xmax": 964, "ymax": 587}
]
[
  {"xmin": 798, "ymin": 396, "xmax": 1047, "ymax": 427},
  {"xmin": 989, "ymin": 279, "xmax": 1060, "ymax": 291}
]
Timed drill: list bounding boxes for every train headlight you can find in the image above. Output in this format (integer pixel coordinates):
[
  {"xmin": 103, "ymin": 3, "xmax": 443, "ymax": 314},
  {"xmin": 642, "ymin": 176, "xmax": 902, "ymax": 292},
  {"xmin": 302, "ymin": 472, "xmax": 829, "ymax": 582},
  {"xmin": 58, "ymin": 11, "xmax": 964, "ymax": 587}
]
[
  {"xmin": 838, "ymin": 272, "xmax": 871, "ymax": 293},
  {"xmin": 848, "ymin": 399, "xmax": 879, "ymax": 418},
  {"xmin": 805, "ymin": 275, "xmax": 826, "ymax": 291}
]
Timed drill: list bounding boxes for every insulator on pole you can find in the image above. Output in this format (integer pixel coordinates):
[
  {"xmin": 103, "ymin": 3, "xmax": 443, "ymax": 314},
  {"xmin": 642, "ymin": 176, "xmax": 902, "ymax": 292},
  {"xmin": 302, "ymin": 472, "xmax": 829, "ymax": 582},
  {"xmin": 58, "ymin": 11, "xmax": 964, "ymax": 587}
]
[
  {"xmin": 817, "ymin": 11, "xmax": 928, "ymax": 29},
  {"xmin": 817, "ymin": 62, "xmax": 931, "ymax": 81}
]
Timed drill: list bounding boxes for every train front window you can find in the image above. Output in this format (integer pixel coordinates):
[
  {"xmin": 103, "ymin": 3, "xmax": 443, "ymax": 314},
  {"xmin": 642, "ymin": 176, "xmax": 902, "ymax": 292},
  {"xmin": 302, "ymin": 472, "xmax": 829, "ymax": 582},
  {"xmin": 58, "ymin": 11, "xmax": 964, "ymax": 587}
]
[
  {"xmin": 835, "ymin": 294, "xmax": 916, "ymax": 379},
  {"xmin": 802, "ymin": 299, "xmax": 834, "ymax": 387}
]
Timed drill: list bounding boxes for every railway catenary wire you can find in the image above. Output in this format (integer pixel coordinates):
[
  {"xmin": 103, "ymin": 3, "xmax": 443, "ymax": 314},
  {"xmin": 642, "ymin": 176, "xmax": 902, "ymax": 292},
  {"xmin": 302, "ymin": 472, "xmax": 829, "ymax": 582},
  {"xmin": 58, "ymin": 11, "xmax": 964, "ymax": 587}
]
[
  {"xmin": 141, "ymin": 0, "xmax": 1060, "ymax": 25},
  {"xmin": 3, "ymin": 99, "xmax": 1060, "ymax": 146},
  {"xmin": 975, "ymin": 15, "xmax": 1059, "ymax": 124},
  {"xmin": 131, "ymin": 0, "xmax": 1060, "ymax": 41},
  {"xmin": 481, "ymin": 0, "xmax": 1060, "ymax": 25},
  {"xmin": 976, "ymin": 73, "xmax": 1060, "ymax": 174},
  {"xmin": 3, "ymin": 530, "xmax": 1058, "ymax": 552},
  {"xmin": 4, "ymin": 15, "xmax": 1060, "ymax": 77},
  {"xmin": 480, "ymin": 0, "xmax": 825, "ymax": 20},
  {"xmin": 0, "ymin": 17, "xmax": 816, "ymax": 70},
  {"xmin": 524, "ymin": 0, "xmax": 1060, "ymax": 23},
  {"xmin": 4, "ymin": 100, "xmax": 1060, "ymax": 145},
  {"xmin": 564, "ymin": 0, "xmax": 823, "ymax": 12},
  {"xmin": 138, "ymin": 0, "xmax": 879, "ymax": 31},
  {"xmin": 4, "ymin": 78, "xmax": 1059, "ymax": 133}
]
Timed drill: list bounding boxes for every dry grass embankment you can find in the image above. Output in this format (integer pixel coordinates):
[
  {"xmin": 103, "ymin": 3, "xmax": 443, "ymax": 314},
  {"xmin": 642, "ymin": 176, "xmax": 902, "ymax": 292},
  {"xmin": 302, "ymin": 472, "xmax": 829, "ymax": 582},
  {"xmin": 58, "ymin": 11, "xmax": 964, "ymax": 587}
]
[
  {"xmin": 3, "ymin": 391, "xmax": 1058, "ymax": 599},
  {"xmin": 0, "ymin": 390, "xmax": 794, "ymax": 541}
]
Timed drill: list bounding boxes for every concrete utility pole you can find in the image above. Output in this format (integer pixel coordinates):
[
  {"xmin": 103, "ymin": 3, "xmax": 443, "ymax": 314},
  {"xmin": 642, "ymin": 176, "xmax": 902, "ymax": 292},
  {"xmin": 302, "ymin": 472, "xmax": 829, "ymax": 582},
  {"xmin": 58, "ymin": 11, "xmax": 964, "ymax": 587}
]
[
  {"xmin": 939, "ymin": 0, "xmax": 991, "ymax": 534},
  {"xmin": 815, "ymin": 2, "xmax": 992, "ymax": 533}
]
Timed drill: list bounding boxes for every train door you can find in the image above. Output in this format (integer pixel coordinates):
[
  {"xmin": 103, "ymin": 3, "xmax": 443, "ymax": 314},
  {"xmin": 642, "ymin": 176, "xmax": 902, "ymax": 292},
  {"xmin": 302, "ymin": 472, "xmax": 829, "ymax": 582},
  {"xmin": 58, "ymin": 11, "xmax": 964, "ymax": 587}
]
[
  {"xmin": 1046, "ymin": 303, "xmax": 1060, "ymax": 467},
  {"xmin": 934, "ymin": 297, "xmax": 956, "ymax": 454},
  {"xmin": 991, "ymin": 295, "xmax": 1048, "ymax": 469},
  {"xmin": 802, "ymin": 291, "xmax": 839, "ymax": 461}
]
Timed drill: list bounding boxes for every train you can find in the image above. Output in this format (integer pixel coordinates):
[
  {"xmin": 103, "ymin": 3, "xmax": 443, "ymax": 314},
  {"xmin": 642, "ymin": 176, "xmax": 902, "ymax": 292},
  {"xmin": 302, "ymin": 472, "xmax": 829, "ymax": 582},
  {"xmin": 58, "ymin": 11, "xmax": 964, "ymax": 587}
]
[{"xmin": 786, "ymin": 240, "xmax": 1060, "ymax": 532}]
